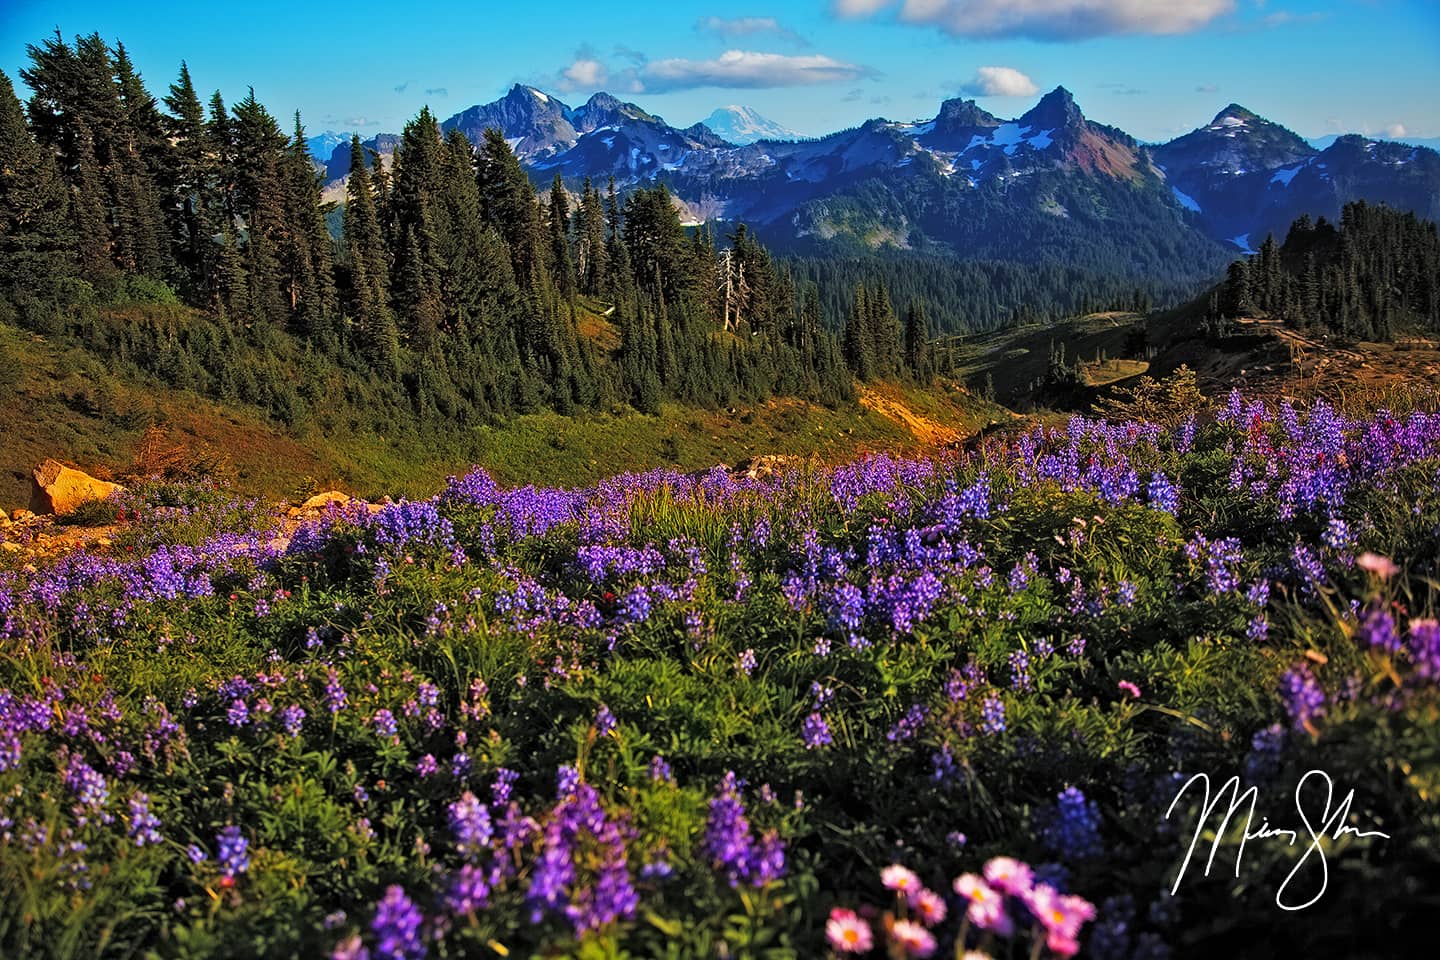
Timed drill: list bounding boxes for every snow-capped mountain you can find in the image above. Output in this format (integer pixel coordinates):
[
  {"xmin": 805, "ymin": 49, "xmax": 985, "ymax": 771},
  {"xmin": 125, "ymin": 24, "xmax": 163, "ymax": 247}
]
[
  {"xmin": 699, "ymin": 106, "xmax": 800, "ymax": 145},
  {"xmin": 441, "ymin": 84, "xmax": 580, "ymax": 160}
]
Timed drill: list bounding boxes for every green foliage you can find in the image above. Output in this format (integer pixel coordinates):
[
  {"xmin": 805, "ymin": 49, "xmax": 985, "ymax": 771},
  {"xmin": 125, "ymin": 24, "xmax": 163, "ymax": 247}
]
[{"xmin": 1217, "ymin": 202, "xmax": 1440, "ymax": 338}]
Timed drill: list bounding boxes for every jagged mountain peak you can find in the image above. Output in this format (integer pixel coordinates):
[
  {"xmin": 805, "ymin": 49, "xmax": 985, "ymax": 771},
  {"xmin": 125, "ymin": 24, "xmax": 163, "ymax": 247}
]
[
  {"xmin": 575, "ymin": 92, "xmax": 659, "ymax": 130},
  {"xmin": 1213, "ymin": 103, "xmax": 1259, "ymax": 125},
  {"xmin": 509, "ymin": 84, "xmax": 565, "ymax": 108},
  {"xmin": 934, "ymin": 97, "xmax": 1000, "ymax": 132},
  {"xmin": 1019, "ymin": 86, "xmax": 1084, "ymax": 130}
]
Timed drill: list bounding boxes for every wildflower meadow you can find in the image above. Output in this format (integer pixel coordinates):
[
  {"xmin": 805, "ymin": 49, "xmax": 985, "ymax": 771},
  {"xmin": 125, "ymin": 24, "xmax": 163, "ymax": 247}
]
[{"xmin": 2, "ymin": 391, "xmax": 1439, "ymax": 958}]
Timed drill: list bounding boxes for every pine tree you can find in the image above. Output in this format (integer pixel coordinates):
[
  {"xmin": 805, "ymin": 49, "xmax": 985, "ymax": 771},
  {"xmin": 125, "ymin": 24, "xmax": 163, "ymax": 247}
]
[
  {"xmin": 344, "ymin": 134, "xmax": 397, "ymax": 369},
  {"xmin": 281, "ymin": 112, "xmax": 338, "ymax": 338},
  {"xmin": 162, "ymin": 62, "xmax": 218, "ymax": 298},
  {"xmin": 68, "ymin": 116, "xmax": 111, "ymax": 277},
  {"xmin": 903, "ymin": 300, "xmax": 932, "ymax": 382},
  {"xmin": 0, "ymin": 68, "xmax": 75, "ymax": 291},
  {"xmin": 844, "ymin": 284, "xmax": 873, "ymax": 379},
  {"xmin": 477, "ymin": 127, "xmax": 546, "ymax": 291},
  {"xmin": 1222, "ymin": 259, "xmax": 1251, "ymax": 318},
  {"xmin": 548, "ymin": 174, "xmax": 576, "ymax": 300},
  {"xmin": 215, "ymin": 222, "xmax": 249, "ymax": 322},
  {"xmin": 577, "ymin": 178, "xmax": 607, "ymax": 295}
]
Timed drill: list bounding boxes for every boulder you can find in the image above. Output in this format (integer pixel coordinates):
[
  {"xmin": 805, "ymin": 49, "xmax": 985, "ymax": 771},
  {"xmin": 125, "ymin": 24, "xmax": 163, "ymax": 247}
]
[
  {"xmin": 300, "ymin": 491, "xmax": 352, "ymax": 512},
  {"xmin": 29, "ymin": 459, "xmax": 124, "ymax": 517},
  {"xmin": 9, "ymin": 509, "xmax": 34, "ymax": 522}
]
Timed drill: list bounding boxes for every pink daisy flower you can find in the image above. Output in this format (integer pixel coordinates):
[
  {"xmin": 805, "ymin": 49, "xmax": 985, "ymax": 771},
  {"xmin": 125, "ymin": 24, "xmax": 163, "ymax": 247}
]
[
  {"xmin": 1357, "ymin": 552, "xmax": 1399, "ymax": 579},
  {"xmin": 981, "ymin": 856, "xmax": 1034, "ymax": 896},
  {"xmin": 826, "ymin": 908, "xmax": 874, "ymax": 954},
  {"xmin": 913, "ymin": 888, "xmax": 947, "ymax": 926},
  {"xmin": 881, "ymin": 864, "xmax": 922, "ymax": 899},
  {"xmin": 953, "ymin": 873, "xmax": 1014, "ymax": 936},
  {"xmin": 1118, "ymin": 680, "xmax": 1142, "ymax": 699},
  {"xmin": 1025, "ymin": 883, "xmax": 1097, "ymax": 947},
  {"xmin": 889, "ymin": 919, "xmax": 937, "ymax": 958}
]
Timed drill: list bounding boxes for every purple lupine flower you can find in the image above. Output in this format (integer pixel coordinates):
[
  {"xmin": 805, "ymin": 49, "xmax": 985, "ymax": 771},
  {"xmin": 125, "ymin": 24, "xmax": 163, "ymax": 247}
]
[
  {"xmin": 1245, "ymin": 723, "xmax": 1287, "ymax": 781},
  {"xmin": 1357, "ymin": 606, "xmax": 1401, "ymax": 654},
  {"xmin": 1146, "ymin": 473, "xmax": 1180, "ymax": 514},
  {"xmin": 491, "ymin": 768, "xmax": 519, "ymax": 806},
  {"xmin": 371, "ymin": 709, "xmax": 398, "ymax": 739},
  {"xmin": 415, "ymin": 755, "xmax": 438, "ymax": 777},
  {"xmin": 704, "ymin": 771, "xmax": 758, "ymax": 887},
  {"xmin": 737, "ymin": 649, "xmax": 757, "ymax": 676},
  {"xmin": 226, "ymin": 698, "xmax": 249, "ymax": 727},
  {"xmin": 649, "ymin": 755, "xmax": 673, "ymax": 784},
  {"xmin": 556, "ymin": 765, "xmax": 581, "ymax": 799},
  {"xmin": 65, "ymin": 755, "xmax": 109, "ymax": 810},
  {"xmin": 217, "ymin": 826, "xmax": 249, "ymax": 879},
  {"xmin": 594, "ymin": 704, "xmax": 617, "ymax": 737},
  {"xmin": 280, "ymin": 704, "xmax": 306, "ymax": 736},
  {"xmin": 980, "ymin": 693, "xmax": 1006, "ymax": 735},
  {"xmin": 887, "ymin": 704, "xmax": 928, "ymax": 743},
  {"xmin": 1408, "ymin": 619, "xmax": 1440, "ymax": 681},
  {"xmin": 1038, "ymin": 786, "xmax": 1103, "ymax": 860},
  {"xmin": 370, "ymin": 885, "xmax": 425, "ymax": 960},
  {"xmin": 324, "ymin": 670, "xmax": 348, "ymax": 713},
  {"xmin": 1279, "ymin": 663, "xmax": 1326, "ymax": 732},
  {"xmin": 448, "ymin": 791, "xmax": 493, "ymax": 860},
  {"xmin": 931, "ymin": 743, "xmax": 960, "ymax": 785},
  {"xmin": 1008, "ymin": 650, "xmax": 1033, "ymax": 692},
  {"xmin": 445, "ymin": 864, "xmax": 489, "ymax": 915},
  {"xmin": 126, "ymin": 793, "xmax": 162, "ymax": 846},
  {"xmin": 801, "ymin": 713, "xmax": 832, "ymax": 750}
]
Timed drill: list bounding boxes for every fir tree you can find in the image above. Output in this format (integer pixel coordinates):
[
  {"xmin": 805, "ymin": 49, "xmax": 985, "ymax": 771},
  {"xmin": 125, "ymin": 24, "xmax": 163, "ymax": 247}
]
[
  {"xmin": 903, "ymin": 300, "xmax": 932, "ymax": 382},
  {"xmin": 0, "ymin": 69, "xmax": 75, "ymax": 291}
]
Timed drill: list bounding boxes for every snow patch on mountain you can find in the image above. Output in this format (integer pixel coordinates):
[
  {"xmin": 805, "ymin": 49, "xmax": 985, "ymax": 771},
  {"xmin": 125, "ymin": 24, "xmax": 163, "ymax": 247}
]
[
  {"xmin": 1171, "ymin": 186, "xmax": 1202, "ymax": 212},
  {"xmin": 1270, "ymin": 165, "xmax": 1303, "ymax": 187},
  {"xmin": 1229, "ymin": 233, "xmax": 1256, "ymax": 254},
  {"xmin": 962, "ymin": 123, "xmax": 1054, "ymax": 157}
]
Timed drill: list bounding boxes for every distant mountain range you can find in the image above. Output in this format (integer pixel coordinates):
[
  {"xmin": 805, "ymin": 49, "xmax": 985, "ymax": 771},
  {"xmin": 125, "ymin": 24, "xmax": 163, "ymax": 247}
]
[
  {"xmin": 1308, "ymin": 134, "xmax": 1440, "ymax": 152},
  {"xmin": 316, "ymin": 84, "xmax": 1440, "ymax": 282}
]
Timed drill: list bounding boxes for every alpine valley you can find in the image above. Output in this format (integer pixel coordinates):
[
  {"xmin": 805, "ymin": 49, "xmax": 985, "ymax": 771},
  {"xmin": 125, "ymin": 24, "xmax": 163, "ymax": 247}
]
[{"xmin": 322, "ymin": 83, "xmax": 1440, "ymax": 283}]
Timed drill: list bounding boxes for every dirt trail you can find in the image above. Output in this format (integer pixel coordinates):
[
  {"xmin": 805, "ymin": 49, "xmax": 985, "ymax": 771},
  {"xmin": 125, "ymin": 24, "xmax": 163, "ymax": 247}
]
[{"xmin": 859, "ymin": 387, "xmax": 963, "ymax": 446}]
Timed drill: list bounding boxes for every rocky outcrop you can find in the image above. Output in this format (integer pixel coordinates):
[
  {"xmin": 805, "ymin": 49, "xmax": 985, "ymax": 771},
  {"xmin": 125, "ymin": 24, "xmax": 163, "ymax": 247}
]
[{"xmin": 29, "ymin": 459, "xmax": 124, "ymax": 516}]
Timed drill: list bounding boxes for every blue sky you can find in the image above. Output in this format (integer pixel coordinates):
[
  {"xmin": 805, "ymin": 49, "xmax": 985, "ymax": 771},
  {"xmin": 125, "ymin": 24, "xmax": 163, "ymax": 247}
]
[{"xmin": 3, "ymin": 1, "xmax": 1437, "ymax": 143}]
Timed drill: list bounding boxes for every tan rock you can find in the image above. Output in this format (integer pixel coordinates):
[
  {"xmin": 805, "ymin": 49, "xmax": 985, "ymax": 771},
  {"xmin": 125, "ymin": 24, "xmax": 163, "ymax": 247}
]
[
  {"xmin": 10, "ymin": 509, "xmax": 34, "ymax": 522},
  {"xmin": 300, "ymin": 491, "xmax": 351, "ymax": 512},
  {"xmin": 29, "ymin": 460, "xmax": 124, "ymax": 517},
  {"xmin": 736, "ymin": 454, "xmax": 803, "ymax": 482}
]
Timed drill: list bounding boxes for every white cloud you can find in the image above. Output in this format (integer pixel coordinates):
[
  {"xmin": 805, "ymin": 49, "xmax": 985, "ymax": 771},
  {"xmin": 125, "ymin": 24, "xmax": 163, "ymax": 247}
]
[
  {"xmin": 697, "ymin": 16, "xmax": 809, "ymax": 46},
  {"xmin": 833, "ymin": 0, "xmax": 893, "ymax": 14},
  {"xmin": 638, "ymin": 50, "xmax": 872, "ymax": 92},
  {"xmin": 562, "ymin": 58, "xmax": 609, "ymax": 89},
  {"xmin": 833, "ymin": 0, "xmax": 1236, "ymax": 40},
  {"xmin": 959, "ymin": 66, "xmax": 1039, "ymax": 97},
  {"xmin": 1385, "ymin": 123, "xmax": 1407, "ymax": 139}
]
